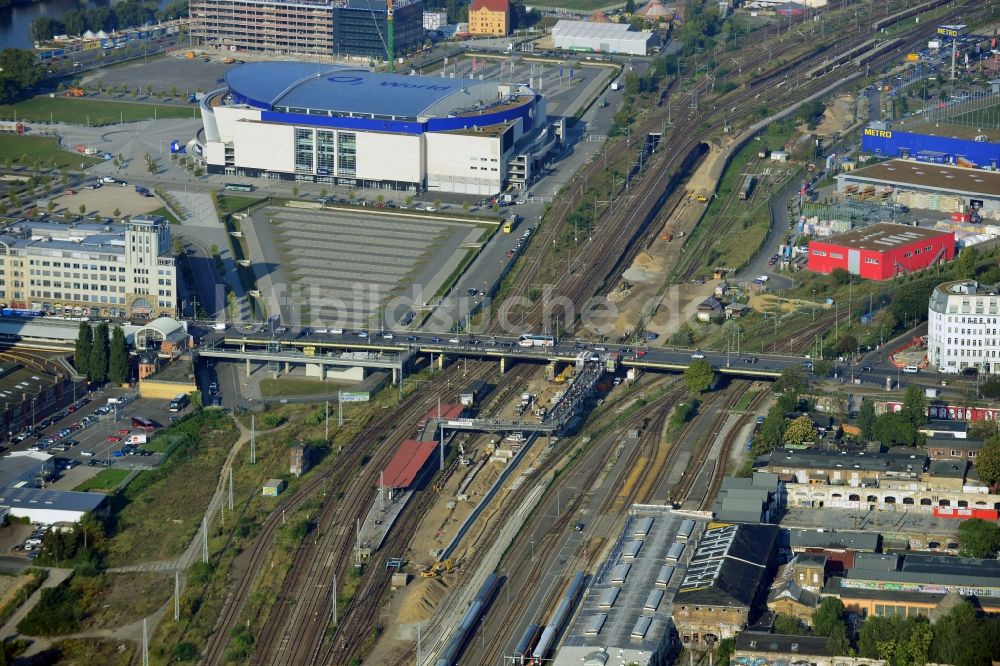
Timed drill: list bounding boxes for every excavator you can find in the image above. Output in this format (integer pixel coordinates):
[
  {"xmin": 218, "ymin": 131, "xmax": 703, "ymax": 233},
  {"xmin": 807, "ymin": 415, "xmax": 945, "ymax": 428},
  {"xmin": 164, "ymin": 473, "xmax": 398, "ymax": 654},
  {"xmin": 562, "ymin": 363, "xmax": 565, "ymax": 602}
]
[{"xmin": 419, "ymin": 559, "xmax": 452, "ymax": 578}]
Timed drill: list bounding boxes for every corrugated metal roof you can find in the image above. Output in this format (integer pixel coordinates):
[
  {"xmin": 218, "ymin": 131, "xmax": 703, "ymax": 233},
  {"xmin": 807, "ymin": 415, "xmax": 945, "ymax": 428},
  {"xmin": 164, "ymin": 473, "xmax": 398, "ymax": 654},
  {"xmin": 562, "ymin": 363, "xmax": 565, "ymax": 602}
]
[{"xmin": 382, "ymin": 440, "xmax": 437, "ymax": 488}]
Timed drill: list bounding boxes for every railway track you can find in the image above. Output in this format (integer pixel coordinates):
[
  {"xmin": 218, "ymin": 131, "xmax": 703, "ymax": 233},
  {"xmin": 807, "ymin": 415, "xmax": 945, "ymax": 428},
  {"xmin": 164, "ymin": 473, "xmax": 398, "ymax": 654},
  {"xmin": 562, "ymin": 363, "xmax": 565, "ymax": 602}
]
[
  {"xmin": 700, "ymin": 388, "xmax": 771, "ymax": 511},
  {"xmin": 199, "ymin": 361, "xmax": 492, "ymax": 665},
  {"xmin": 247, "ymin": 362, "xmax": 497, "ymax": 666}
]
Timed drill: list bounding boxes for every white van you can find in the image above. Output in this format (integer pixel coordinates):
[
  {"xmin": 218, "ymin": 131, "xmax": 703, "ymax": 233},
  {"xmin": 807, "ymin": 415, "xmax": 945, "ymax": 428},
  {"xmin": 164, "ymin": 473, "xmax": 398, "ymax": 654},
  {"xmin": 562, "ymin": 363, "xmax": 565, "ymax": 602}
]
[
  {"xmin": 903, "ymin": 365, "xmax": 919, "ymax": 374},
  {"xmin": 330, "ymin": 328, "xmax": 344, "ymax": 335}
]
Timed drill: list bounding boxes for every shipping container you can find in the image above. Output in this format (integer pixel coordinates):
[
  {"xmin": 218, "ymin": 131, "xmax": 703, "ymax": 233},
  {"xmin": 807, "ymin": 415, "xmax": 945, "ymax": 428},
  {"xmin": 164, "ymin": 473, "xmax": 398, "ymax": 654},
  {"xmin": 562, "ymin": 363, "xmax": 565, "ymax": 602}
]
[{"xmin": 933, "ymin": 507, "xmax": 999, "ymax": 520}]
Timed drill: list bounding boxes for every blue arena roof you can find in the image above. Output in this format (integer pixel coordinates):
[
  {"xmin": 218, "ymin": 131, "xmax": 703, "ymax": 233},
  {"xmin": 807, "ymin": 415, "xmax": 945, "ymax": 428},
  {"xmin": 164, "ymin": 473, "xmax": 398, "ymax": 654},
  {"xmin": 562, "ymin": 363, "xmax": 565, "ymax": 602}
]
[{"xmin": 225, "ymin": 62, "xmax": 496, "ymax": 119}]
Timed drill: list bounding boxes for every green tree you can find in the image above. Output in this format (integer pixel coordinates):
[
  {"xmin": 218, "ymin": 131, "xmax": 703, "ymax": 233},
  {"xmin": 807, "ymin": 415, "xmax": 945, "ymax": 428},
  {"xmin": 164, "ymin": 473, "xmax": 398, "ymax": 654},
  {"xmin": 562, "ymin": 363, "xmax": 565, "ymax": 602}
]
[
  {"xmin": 73, "ymin": 321, "xmax": 91, "ymax": 377},
  {"xmin": 859, "ymin": 616, "xmax": 898, "ymax": 658},
  {"xmin": 970, "ymin": 419, "xmax": 1000, "ymax": 441},
  {"xmin": 78, "ymin": 204, "xmax": 86, "ymax": 215},
  {"xmin": 929, "ymin": 601, "xmax": 991, "ymax": 666},
  {"xmin": 773, "ymin": 613, "xmax": 808, "ymax": 635},
  {"xmin": 108, "ymin": 326, "xmax": 128, "ymax": 385},
  {"xmin": 112, "ymin": 207, "xmax": 121, "ymax": 218},
  {"xmin": 974, "ymin": 437, "xmax": 1000, "ymax": 488},
  {"xmin": 957, "ymin": 517, "xmax": 1000, "ymax": 558},
  {"xmin": 902, "ymin": 618, "xmax": 933, "ymax": 666},
  {"xmin": 901, "ymin": 384, "xmax": 928, "ymax": 428},
  {"xmin": 624, "ymin": 0, "xmax": 635, "ymax": 12},
  {"xmin": 753, "ymin": 407, "xmax": 786, "ymax": 456},
  {"xmin": 954, "ymin": 246, "xmax": 979, "ymax": 280},
  {"xmin": 0, "ymin": 49, "xmax": 44, "ymax": 103},
  {"xmin": 88, "ymin": 322, "xmax": 109, "ymax": 383},
  {"xmin": 873, "ymin": 411, "xmax": 916, "ymax": 446},
  {"xmin": 858, "ymin": 399, "xmax": 877, "ymax": 439},
  {"xmin": 813, "ymin": 597, "xmax": 846, "ymax": 637},
  {"xmin": 784, "ymin": 415, "xmax": 817, "ymax": 446},
  {"xmin": 773, "ymin": 365, "xmax": 808, "ymax": 397},
  {"xmin": 684, "ymin": 359, "xmax": 715, "ymax": 394},
  {"xmin": 981, "ymin": 377, "xmax": 1000, "ymax": 400}
]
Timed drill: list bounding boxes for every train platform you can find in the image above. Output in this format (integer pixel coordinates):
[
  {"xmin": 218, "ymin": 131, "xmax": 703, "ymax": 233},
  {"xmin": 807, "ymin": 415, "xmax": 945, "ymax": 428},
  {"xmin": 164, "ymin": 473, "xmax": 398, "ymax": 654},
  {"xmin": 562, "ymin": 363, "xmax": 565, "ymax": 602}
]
[{"xmin": 358, "ymin": 489, "xmax": 413, "ymax": 556}]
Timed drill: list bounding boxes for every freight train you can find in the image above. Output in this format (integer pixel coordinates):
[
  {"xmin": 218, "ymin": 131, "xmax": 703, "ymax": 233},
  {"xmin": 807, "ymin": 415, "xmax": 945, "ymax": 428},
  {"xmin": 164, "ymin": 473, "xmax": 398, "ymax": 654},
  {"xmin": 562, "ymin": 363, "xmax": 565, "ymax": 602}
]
[
  {"xmin": 435, "ymin": 573, "xmax": 502, "ymax": 666},
  {"xmin": 511, "ymin": 571, "xmax": 586, "ymax": 664}
]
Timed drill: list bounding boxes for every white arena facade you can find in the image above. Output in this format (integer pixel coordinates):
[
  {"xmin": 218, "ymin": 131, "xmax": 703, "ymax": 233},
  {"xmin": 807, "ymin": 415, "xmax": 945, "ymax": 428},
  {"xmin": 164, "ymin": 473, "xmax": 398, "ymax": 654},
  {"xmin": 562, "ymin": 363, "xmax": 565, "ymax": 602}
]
[{"xmin": 199, "ymin": 62, "xmax": 550, "ymax": 195}]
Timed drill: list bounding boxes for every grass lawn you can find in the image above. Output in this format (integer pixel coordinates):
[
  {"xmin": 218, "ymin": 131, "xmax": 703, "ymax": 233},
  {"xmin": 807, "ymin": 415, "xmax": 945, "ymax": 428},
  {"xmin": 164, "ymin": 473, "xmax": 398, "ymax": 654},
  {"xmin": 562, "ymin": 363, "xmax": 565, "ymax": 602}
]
[
  {"xmin": 0, "ymin": 95, "xmax": 197, "ymax": 126},
  {"xmin": 259, "ymin": 377, "xmax": 345, "ymax": 397},
  {"xmin": 734, "ymin": 389, "xmax": 761, "ymax": 412},
  {"xmin": 149, "ymin": 205, "xmax": 180, "ymax": 224},
  {"xmin": 104, "ymin": 410, "xmax": 238, "ymax": 566},
  {"xmin": 0, "ymin": 135, "xmax": 103, "ymax": 170},
  {"xmin": 47, "ymin": 638, "xmax": 135, "ymax": 666},
  {"xmin": 527, "ymin": 0, "xmax": 615, "ymax": 10},
  {"xmin": 216, "ymin": 193, "xmax": 264, "ymax": 216},
  {"xmin": 72, "ymin": 468, "xmax": 131, "ymax": 493}
]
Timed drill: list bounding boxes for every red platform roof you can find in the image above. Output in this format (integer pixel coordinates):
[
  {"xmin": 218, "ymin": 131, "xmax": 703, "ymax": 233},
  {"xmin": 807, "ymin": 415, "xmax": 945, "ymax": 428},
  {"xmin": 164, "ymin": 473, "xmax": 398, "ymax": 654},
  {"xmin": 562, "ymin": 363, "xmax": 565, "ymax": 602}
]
[
  {"xmin": 421, "ymin": 403, "xmax": 464, "ymax": 422},
  {"xmin": 383, "ymin": 440, "xmax": 437, "ymax": 489}
]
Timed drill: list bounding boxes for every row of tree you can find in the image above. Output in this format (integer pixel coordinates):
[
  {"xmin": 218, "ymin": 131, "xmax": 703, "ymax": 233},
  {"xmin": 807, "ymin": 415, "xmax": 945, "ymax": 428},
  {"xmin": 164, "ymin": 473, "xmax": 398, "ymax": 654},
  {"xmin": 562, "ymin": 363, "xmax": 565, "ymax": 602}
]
[
  {"xmin": 74, "ymin": 322, "xmax": 128, "ymax": 385},
  {"xmin": 723, "ymin": 599, "xmax": 1000, "ymax": 666},
  {"xmin": 29, "ymin": 0, "xmax": 188, "ymax": 43}
]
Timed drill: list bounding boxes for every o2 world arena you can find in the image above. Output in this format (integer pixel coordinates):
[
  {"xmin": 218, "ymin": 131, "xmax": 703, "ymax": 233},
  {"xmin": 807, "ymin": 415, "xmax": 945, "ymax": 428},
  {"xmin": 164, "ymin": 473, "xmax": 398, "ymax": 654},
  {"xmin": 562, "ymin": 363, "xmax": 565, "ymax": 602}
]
[{"xmin": 199, "ymin": 61, "xmax": 555, "ymax": 195}]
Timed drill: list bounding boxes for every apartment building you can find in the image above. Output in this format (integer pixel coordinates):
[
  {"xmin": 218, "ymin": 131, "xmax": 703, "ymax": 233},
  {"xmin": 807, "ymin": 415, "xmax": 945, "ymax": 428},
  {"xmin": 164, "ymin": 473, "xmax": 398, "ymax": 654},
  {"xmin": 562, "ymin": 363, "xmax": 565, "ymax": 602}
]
[
  {"xmin": 468, "ymin": 0, "xmax": 509, "ymax": 36},
  {"xmin": 0, "ymin": 216, "xmax": 176, "ymax": 319},
  {"xmin": 190, "ymin": 0, "xmax": 424, "ymax": 59},
  {"xmin": 928, "ymin": 280, "xmax": 1000, "ymax": 374}
]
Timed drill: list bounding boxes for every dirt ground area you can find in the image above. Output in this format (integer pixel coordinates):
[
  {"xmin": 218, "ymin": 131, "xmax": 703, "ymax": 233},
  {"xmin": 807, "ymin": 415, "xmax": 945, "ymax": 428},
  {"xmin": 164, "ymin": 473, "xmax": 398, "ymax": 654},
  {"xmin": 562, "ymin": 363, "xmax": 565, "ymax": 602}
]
[
  {"xmin": 0, "ymin": 573, "xmax": 33, "ymax": 611},
  {"xmin": 807, "ymin": 93, "xmax": 856, "ymax": 138},
  {"xmin": 604, "ymin": 135, "xmax": 736, "ymax": 339},
  {"xmin": 749, "ymin": 292, "xmax": 826, "ymax": 314},
  {"xmin": 53, "ymin": 186, "xmax": 162, "ymax": 220}
]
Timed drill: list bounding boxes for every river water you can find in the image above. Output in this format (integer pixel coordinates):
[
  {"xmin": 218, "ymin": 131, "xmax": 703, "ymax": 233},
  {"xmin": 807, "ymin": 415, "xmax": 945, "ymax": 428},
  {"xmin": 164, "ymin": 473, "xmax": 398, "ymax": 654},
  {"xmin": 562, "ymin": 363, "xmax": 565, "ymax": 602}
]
[{"xmin": 0, "ymin": 0, "xmax": 171, "ymax": 50}]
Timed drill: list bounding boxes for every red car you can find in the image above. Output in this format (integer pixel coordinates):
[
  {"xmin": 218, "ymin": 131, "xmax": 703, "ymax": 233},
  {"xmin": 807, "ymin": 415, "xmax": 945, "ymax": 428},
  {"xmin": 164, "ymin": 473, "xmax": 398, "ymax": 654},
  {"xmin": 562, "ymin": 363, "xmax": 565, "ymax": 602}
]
[
  {"xmin": 106, "ymin": 435, "xmax": 122, "ymax": 443},
  {"xmin": 116, "ymin": 429, "xmax": 130, "ymax": 435}
]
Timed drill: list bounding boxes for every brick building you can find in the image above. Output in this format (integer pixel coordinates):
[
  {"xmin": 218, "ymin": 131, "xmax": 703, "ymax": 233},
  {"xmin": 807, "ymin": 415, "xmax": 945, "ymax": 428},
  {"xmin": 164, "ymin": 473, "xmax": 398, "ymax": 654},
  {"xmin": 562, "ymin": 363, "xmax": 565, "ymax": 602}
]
[{"xmin": 674, "ymin": 523, "xmax": 779, "ymax": 646}]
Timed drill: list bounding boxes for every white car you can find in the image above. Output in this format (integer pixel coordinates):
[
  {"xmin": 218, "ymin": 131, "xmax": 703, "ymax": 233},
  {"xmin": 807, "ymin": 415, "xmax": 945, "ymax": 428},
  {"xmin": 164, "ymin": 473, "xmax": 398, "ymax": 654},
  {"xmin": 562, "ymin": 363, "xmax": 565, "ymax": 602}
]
[
  {"xmin": 448, "ymin": 338, "xmax": 461, "ymax": 344},
  {"xmin": 81, "ymin": 450, "xmax": 95, "ymax": 457},
  {"xmin": 102, "ymin": 176, "xmax": 117, "ymax": 184},
  {"xmin": 691, "ymin": 351, "xmax": 706, "ymax": 359},
  {"xmin": 757, "ymin": 275, "xmax": 769, "ymax": 282},
  {"xmin": 382, "ymin": 332, "xmax": 394, "ymax": 340}
]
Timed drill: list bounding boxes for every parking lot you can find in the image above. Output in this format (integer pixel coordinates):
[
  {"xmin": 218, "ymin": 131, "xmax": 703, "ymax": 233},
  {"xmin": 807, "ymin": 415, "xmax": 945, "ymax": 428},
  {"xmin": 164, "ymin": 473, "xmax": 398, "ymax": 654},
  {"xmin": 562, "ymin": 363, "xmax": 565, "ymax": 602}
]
[
  {"xmin": 52, "ymin": 179, "xmax": 162, "ymax": 220},
  {"xmin": 6, "ymin": 389, "xmax": 189, "ymax": 471},
  {"xmin": 254, "ymin": 206, "xmax": 489, "ymax": 329},
  {"xmin": 85, "ymin": 53, "xmax": 239, "ymax": 102}
]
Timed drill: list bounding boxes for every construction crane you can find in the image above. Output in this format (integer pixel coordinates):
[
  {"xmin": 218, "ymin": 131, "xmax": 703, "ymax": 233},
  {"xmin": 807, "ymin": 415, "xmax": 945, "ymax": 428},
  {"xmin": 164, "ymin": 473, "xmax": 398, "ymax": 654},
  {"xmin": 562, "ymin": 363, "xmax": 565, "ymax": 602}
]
[{"xmin": 386, "ymin": 0, "xmax": 395, "ymax": 73}]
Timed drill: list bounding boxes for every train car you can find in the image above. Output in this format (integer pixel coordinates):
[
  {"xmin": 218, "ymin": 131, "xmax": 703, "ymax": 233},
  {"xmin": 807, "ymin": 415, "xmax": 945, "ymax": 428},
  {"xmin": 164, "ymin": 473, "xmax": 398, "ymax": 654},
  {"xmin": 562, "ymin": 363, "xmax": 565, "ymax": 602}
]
[
  {"xmin": 460, "ymin": 379, "xmax": 488, "ymax": 407},
  {"xmin": 531, "ymin": 572, "xmax": 586, "ymax": 663},
  {"xmin": 739, "ymin": 175, "xmax": 756, "ymax": 201},
  {"xmin": 435, "ymin": 573, "xmax": 501, "ymax": 666},
  {"xmin": 511, "ymin": 623, "xmax": 538, "ymax": 665}
]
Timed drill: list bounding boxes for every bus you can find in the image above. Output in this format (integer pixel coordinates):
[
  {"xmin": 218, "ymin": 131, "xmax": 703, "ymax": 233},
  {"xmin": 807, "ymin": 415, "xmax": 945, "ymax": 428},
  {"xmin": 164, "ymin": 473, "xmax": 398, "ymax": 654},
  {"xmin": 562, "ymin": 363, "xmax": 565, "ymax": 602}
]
[
  {"xmin": 518, "ymin": 334, "xmax": 555, "ymax": 348},
  {"xmin": 132, "ymin": 416, "xmax": 155, "ymax": 432},
  {"xmin": 224, "ymin": 183, "xmax": 254, "ymax": 192},
  {"xmin": 169, "ymin": 393, "xmax": 189, "ymax": 412},
  {"xmin": 502, "ymin": 215, "xmax": 518, "ymax": 233}
]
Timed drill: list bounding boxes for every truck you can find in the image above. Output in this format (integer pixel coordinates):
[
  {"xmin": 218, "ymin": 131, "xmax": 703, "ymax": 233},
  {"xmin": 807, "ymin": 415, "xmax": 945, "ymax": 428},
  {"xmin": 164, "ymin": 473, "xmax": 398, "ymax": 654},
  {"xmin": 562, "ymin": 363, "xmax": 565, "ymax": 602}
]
[
  {"xmin": 610, "ymin": 80, "xmax": 622, "ymax": 91},
  {"xmin": 128, "ymin": 434, "xmax": 148, "ymax": 445},
  {"xmin": 188, "ymin": 92, "xmax": 205, "ymax": 103},
  {"xmin": 212, "ymin": 322, "xmax": 226, "ymax": 330}
]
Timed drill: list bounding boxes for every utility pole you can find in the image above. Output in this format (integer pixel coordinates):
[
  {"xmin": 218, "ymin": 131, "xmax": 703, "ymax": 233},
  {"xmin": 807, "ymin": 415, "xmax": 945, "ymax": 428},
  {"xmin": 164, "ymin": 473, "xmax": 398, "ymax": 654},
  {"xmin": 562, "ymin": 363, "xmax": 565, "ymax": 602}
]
[
  {"xmin": 250, "ymin": 415, "xmax": 256, "ymax": 465},
  {"xmin": 202, "ymin": 516, "xmax": 208, "ymax": 563},
  {"xmin": 438, "ymin": 398, "xmax": 444, "ymax": 471},
  {"xmin": 229, "ymin": 467, "xmax": 234, "ymax": 512},
  {"xmin": 142, "ymin": 618, "xmax": 149, "ymax": 666},
  {"xmin": 332, "ymin": 574, "xmax": 338, "ymax": 626},
  {"xmin": 174, "ymin": 571, "xmax": 180, "ymax": 620},
  {"xmin": 325, "ymin": 399, "xmax": 329, "ymax": 440},
  {"xmin": 338, "ymin": 390, "xmax": 344, "ymax": 427}
]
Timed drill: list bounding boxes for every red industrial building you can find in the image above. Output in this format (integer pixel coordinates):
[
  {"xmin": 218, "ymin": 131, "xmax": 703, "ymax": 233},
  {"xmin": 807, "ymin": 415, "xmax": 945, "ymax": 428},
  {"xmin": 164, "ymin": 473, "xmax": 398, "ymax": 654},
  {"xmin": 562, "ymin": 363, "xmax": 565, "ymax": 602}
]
[{"xmin": 806, "ymin": 223, "xmax": 954, "ymax": 281}]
